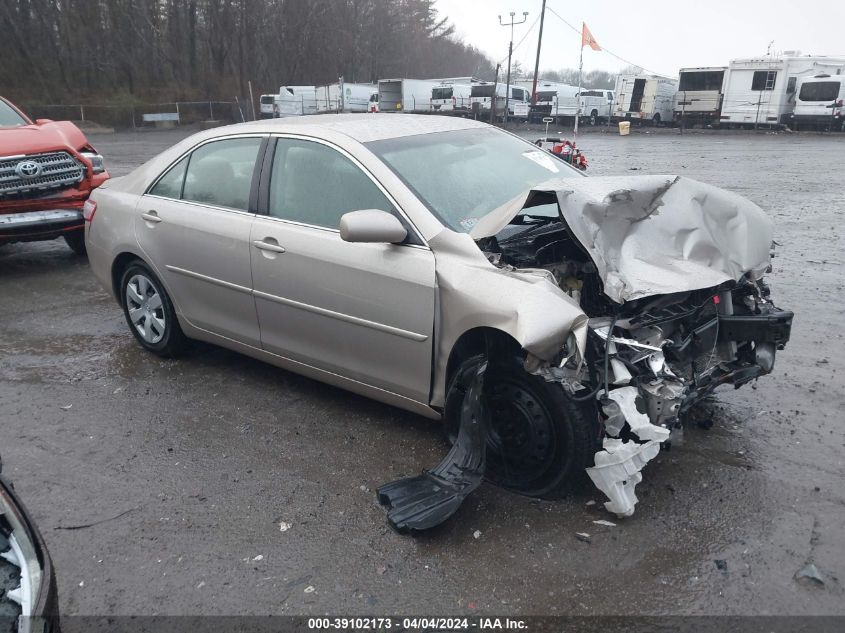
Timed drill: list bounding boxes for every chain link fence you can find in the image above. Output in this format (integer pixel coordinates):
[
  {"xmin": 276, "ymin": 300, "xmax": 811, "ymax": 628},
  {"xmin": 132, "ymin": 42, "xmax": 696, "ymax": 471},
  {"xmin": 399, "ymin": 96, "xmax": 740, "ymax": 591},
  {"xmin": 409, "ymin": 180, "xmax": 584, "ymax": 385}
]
[{"xmin": 21, "ymin": 100, "xmax": 252, "ymax": 130}]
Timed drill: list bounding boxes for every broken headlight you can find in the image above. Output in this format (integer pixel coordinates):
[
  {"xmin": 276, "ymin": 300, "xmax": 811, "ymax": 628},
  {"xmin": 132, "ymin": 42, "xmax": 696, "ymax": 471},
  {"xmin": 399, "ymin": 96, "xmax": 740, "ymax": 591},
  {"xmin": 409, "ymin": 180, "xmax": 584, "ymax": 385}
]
[{"xmin": 80, "ymin": 151, "xmax": 106, "ymax": 174}]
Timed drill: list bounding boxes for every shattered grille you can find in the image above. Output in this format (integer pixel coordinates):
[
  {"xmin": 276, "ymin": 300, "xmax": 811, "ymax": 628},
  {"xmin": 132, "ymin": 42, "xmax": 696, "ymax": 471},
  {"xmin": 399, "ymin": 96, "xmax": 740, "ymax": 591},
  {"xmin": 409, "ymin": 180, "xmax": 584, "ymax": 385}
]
[{"xmin": 0, "ymin": 151, "xmax": 85, "ymax": 198}]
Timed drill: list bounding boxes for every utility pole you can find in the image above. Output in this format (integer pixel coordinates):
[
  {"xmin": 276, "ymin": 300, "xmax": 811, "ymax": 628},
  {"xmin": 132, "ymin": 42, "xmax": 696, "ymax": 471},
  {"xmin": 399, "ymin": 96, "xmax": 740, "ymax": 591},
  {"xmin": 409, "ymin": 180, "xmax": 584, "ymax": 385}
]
[
  {"xmin": 499, "ymin": 10, "xmax": 529, "ymax": 125},
  {"xmin": 531, "ymin": 0, "xmax": 547, "ymax": 107}
]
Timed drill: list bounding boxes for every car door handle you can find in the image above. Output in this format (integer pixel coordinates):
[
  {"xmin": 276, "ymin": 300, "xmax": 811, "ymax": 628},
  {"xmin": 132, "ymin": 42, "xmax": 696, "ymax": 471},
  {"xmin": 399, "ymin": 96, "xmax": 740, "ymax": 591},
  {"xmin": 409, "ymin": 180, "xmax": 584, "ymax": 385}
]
[
  {"xmin": 141, "ymin": 211, "xmax": 162, "ymax": 224},
  {"xmin": 252, "ymin": 239, "xmax": 286, "ymax": 254}
]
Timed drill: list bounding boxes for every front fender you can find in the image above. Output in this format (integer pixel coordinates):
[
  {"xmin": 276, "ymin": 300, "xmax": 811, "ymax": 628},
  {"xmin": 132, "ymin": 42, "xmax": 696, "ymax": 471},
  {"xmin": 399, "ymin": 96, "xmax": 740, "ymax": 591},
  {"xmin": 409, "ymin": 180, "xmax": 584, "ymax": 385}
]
[{"xmin": 429, "ymin": 230, "xmax": 588, "ymax": 407}]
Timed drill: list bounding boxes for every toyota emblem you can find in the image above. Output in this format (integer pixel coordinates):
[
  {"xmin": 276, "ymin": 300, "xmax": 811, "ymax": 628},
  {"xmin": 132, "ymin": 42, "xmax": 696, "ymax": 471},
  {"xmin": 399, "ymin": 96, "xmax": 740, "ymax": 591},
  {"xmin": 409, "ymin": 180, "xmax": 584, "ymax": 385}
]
[{"xmin": 15, "ymin": 160, "xmax": 42, "ymax": 179}]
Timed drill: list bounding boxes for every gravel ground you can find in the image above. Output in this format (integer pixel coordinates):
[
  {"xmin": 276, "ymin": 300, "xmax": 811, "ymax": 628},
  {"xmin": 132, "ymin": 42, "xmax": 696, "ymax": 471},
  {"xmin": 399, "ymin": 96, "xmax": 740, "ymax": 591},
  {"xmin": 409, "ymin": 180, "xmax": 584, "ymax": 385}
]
[{"xmin": 1, "ymin": 125, "xmax": 843, "ymax": 619}]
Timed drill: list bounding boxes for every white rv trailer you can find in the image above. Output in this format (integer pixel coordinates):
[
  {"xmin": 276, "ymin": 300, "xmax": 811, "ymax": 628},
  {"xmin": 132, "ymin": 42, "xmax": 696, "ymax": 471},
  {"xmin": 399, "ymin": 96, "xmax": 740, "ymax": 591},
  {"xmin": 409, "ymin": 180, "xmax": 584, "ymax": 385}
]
[
  {"xmin": 431, "ymin": 83, "xmax": 474, "ymax": 112},
  {"xmin": 274, "ymin": 85, "xmax": 318, "ymax": 117},
  {"xmin": 788, "ymin": 71, "xmax": 845, "ymax": 130},
  {"xmin": 720, "ymin": 55, "xmax": 845, "ymax": 127},
  {"xmin": 377, "ymin": 78, "xmax": 442, "ymax": 112},
  {"xmin": 612, "ymin": 74, "xmax": 678, "ymax": 123},
  {"xmin": 259, "ymin": 94, "xmax": 276, "ymax": 118},
  {"xmin": 315, "ymin": 82, "xmax": 378, "ymax": 113},
  {"xmin": 673, "ymin": 67, "xmax": 726, "ymax": 126}
]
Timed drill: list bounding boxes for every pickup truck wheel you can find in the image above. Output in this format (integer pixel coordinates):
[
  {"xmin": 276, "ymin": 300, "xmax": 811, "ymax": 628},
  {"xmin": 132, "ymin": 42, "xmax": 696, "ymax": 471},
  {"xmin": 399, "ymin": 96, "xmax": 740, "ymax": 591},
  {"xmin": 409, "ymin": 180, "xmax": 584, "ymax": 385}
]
[
  {"xmin": 63, "ymin": 229, "xmax": 87, "ymax": 256},
  {"xmin": 120, "ymin": 262, "xmax": 187, "ymax": 357},
  {"xmin": 445, "ymin": 357, "xmax": 599, "ymax": 499}
]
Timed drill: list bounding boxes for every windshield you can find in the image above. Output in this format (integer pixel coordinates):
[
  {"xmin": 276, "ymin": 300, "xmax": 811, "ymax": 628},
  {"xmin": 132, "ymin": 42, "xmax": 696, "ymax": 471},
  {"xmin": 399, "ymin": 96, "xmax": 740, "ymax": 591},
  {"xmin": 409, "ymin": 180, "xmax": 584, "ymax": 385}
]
[
  {"xmin": 366, "ymin": 128, "xmax": 576, "ymax": 233},
  {"xmin": 432, "ymin": 87, "xmax": 453, "ymax": 100},
  {"xmin": 0, "ymin": 100, "xmax": 28, "ymax": 127}
]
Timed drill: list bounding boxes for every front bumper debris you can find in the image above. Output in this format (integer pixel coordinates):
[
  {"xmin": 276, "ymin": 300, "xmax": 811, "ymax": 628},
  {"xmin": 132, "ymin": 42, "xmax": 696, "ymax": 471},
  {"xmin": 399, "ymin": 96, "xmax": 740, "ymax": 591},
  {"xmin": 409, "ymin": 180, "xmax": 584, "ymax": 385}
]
[
  {"xmin": 377, "ymin": 360, "xmax": 488, "ymax": 534},
  {"xmin": 586, "ymin": 439, "xmax": 661, "ymax": 517}
]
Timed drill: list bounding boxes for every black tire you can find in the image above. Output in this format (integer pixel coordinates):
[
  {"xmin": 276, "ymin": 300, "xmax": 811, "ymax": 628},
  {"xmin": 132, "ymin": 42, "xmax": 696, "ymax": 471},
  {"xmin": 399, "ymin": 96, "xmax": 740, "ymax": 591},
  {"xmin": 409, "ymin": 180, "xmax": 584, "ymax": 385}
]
[
  {"xmin": 445, "ymin": 356, "xmax": 600, "ymax": 499},
  {"xmin": 119, "ymin": 262, "xmax": 187, "ymax": 357},
  {"xmin": 63, "ymin": 229, "xmax": 87, "ymax": 256},
  {"xmin": 590, "ymin": 110, "xmax": 598, "ymax": 126},
  {"xmin": 652, "ymin": 113, "xmax": 661, "ymax": 126}
]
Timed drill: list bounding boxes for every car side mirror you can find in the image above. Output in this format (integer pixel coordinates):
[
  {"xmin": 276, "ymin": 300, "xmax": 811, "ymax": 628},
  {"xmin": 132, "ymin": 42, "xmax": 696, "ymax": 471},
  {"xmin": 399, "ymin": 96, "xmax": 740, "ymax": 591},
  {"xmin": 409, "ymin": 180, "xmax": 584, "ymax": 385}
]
[
  {"xmin": 340, "ymin": 209, "xmax": 407, "ymax": 244},
  {"xmin": 34, "ymin": 118, "xmax": 54, "ymax": 125}
]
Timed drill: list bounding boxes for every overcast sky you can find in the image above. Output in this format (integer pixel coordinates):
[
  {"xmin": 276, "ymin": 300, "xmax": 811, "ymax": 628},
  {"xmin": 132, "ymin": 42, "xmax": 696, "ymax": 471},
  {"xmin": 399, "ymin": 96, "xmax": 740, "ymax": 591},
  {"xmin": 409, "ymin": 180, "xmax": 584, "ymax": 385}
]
[{"xmin": 435, "ymin": 0, "xmax": 845, "ymax": 77}]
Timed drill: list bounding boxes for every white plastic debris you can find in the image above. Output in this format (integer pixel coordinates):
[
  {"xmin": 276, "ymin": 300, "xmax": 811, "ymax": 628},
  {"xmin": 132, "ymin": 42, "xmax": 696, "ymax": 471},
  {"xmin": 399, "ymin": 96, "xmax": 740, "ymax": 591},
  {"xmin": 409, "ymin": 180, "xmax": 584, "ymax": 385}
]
[
  {"xmin": 606, "ymin": 387, "xmax": 670, "ymax": 442},
  {"xmin": 586, "ymin": 438, "xmax": 661, "ymax": 517},
  {"xmin": 607, "ymin": 341, "xmax": 632, "ymax": 385},
  {"xmin": 304, "ymin": 585, "xmax": 315, "ymax": 593},
  {"xmin": 279, "ymin": 522, "xmax": 291, "ymax": 532},
  {"xmin": 472, "ymin": 530, "xmax": 482, "ymax": 539},
  {"xmin": 592, "ymin": 520, "xmax": 617, "ymax": 527},
  {"xmin": 252, "ymin": 554, "xmax": 264, "ymax": 561}
]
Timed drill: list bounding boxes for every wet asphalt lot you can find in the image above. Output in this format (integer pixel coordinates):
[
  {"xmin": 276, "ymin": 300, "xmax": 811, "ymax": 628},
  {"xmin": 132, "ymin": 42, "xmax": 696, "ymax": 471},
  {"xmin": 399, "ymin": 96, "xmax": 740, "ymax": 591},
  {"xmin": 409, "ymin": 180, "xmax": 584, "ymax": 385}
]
[{"xmin": 1, "ymin": 125, "xmax": 844, "ymax": 619}]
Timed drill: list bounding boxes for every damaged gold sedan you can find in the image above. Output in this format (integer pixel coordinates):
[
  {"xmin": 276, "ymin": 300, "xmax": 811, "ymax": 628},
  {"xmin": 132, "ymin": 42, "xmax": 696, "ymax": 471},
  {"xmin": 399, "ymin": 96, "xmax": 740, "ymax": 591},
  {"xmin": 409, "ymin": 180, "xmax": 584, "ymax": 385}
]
[{"xmin": 85, "ymin": 115, "xmax": 792, "ymax": 533}]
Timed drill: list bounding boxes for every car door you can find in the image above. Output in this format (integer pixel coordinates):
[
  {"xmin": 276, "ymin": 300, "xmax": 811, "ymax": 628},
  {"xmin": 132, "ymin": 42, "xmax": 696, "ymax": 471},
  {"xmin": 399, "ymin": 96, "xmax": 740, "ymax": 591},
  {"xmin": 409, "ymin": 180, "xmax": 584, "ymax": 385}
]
[
  {"xmin": 136, "ymin": 135, "xmax": 266, "ymax": 347},
  {"xmin": 250, "ymin": 136, "xmax": 436, "ymax": 403}
]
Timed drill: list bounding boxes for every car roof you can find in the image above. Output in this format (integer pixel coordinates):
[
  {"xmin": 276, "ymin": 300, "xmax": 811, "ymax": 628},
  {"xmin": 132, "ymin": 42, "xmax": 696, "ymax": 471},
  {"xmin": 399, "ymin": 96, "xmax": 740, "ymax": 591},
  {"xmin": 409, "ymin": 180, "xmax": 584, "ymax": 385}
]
[{"xmin": 224, "ymin": 113, "xmax": 488, "ymax": 143}]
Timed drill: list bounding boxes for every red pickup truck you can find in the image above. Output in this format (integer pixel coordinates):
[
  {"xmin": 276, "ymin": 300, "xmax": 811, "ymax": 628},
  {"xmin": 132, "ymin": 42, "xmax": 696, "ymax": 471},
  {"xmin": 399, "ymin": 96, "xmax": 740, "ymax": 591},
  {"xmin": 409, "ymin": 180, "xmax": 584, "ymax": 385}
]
[{"xmin": 0, "ymin": 96, "xmax": 109, "ymax": 254}]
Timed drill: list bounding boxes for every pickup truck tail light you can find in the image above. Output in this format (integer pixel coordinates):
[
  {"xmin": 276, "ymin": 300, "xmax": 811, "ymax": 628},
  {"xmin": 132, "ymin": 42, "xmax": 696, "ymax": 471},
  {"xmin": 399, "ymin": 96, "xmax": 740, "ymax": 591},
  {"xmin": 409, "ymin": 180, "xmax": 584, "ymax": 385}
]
[{"xmin": 82, "ymin": 199, "xmax": 97, "ymax": 222}]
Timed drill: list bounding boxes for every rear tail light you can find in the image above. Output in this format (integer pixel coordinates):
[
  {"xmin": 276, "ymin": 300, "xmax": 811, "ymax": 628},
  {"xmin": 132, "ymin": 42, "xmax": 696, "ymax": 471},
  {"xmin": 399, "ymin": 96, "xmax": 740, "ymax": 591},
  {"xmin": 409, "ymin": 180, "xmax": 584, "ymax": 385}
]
[
  {"xmin": 82, "ymin": 199, "xmax": 97, "ymax": 222},
  {"xmin": 836, "ymin": 99, "xmax": 844, "ymax": 107}
]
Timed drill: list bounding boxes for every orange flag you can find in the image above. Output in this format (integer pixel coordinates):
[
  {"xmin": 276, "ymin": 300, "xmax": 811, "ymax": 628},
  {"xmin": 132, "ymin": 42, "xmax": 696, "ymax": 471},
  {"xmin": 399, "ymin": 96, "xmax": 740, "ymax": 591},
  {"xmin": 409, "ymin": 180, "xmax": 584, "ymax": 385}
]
[{"xmin": 581, "ymin": 22, "xmax": 601, "ymax": 51}]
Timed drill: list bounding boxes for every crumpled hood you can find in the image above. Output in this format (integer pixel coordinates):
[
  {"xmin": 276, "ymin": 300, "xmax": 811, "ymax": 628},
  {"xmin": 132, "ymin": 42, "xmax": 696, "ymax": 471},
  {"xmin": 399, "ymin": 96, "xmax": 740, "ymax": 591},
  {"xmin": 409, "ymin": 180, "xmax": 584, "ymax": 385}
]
[
  {"xmin": 471, "ymin": 175, "xmax": 773, "ymax": 303},
  {"xmin": 0, "ymin": 121, "xmax": 88, "ymax": 157}
]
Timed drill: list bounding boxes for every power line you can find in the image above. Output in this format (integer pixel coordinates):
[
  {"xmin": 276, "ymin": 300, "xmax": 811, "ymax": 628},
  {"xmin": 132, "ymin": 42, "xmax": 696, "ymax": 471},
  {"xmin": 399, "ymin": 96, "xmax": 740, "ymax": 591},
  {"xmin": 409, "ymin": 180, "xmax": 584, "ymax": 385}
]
[{"xmin": 545, "ymin": 5, "xmax": 675, "ymax": 79}]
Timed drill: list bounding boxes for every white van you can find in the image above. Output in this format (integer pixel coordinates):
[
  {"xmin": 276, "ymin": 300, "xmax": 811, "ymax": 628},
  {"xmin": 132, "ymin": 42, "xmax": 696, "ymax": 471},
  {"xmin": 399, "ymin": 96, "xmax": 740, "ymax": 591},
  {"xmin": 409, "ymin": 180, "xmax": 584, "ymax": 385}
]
[
  {"xmin": 789, "ymin": 73, "xmax": 845, "ymax": 130},
  {"xmin": 432, "ymin": 83, "xmax": 473, "ymax": 113},
  {"xmin": 259, "ymin": 94, "xmax": 276, "ymax": 119}
]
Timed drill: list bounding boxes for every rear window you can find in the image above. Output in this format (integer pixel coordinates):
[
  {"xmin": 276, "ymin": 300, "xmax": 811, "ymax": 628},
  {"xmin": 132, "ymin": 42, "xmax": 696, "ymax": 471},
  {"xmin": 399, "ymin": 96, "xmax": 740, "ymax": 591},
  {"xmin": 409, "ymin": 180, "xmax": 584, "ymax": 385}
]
[
  {"xmin": 751, "ymin": 70, "xmax": 777, "ymax": 91},
  {"xmin": 260, "ymin": 96, "xmax": 274, "ymax": 104},
  {"xmin": 471, "ymin": 85, "xmax": 495, "ymax": 98},
  {"xmin": 0, "ymin": 100, "xmax": 27, "ymax": 127},
  {"xmin": 432, "ymin": 87, "xmax": 453, "ymax": 100},
  {"xmin": 799, "ymin": 81, "xmax": 841, "ymax": 102},
  {"xmin": 678, "ymin": 71, "xmax": 724, "ymax": 91}
]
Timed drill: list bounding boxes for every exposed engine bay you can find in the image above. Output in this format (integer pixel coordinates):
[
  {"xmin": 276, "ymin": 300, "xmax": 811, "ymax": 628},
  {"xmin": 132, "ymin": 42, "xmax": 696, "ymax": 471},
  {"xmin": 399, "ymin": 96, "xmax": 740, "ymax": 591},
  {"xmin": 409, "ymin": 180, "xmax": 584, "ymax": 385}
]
[{"xmin": 478, "ymin": 189, "xmax": 793, "ymax": 517}]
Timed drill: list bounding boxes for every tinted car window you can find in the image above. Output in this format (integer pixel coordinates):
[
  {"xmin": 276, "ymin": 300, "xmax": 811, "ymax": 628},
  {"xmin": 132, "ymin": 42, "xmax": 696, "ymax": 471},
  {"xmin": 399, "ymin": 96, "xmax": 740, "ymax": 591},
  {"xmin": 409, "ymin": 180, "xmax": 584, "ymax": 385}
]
[
  {"xmin": 150, "ymin": 156, "xmax": 188, "ymax": 199},
  {"xmin": 799, "ymin": 81, "xmax": 840, "ymax": 101},
  {"xmin": 182, "ymin": 138, "xmax": 262, "ymax": 211},
  {"xmin": 268, "ymin": 138, "xmax": 395, "ymax": 230}
]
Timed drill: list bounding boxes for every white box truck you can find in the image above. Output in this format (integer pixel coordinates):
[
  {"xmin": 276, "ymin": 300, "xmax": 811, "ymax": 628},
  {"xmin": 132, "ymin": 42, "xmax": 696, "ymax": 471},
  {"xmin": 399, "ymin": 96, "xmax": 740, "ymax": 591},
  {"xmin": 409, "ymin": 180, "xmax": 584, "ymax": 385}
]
[
  {"xmin": 720, "ymin": 55, "xmax": 845, "ymax": 128},
  {"xmin": 315, "ymin": 82, "xmax": 378, "ymax": 113},
  {"xmin": 378, "ymin": 79, "xmax": 440, "ymax": 112},
  {"xmin": 788, "ymin": 71, "xmax": 845, "ymax": 130},
  {"xmin": 612, "ymin": 74, "xmax": 677, "ymax": 124},
  {"xmin": 274, "ymin": 85, "xmax": 318, "ymax": 117},
  {"xmin": 673, "ymin": 67, "xmax": 726, "ymax": 126}
]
